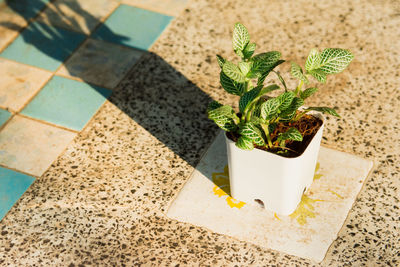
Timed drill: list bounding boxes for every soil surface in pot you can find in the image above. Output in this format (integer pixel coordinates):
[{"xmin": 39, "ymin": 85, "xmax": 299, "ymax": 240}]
[{"xmin": 227, "ymin": 114, "xmax": 323, "ymax": 158}]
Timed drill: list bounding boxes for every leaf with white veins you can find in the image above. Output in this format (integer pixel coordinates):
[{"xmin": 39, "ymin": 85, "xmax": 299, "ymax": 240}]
[
  {"xmin": 300, "ymin": 87, "xmax": 318, "ymax": 99},
  {"xmin": 233, "ymin": 23, "xmax": 250, "ymax": 53},
  {"xmin": 220, "ymin": 71, "xmax": 245, "ymax": 96},
  {"xmin": 291, "ymin": 62, "xmax": 309, "ymax": 83},
  {"xmin": 239, "ymin": 122, "xmax": 265, "ymax": 146},
  {"xmin": 223, "ymin": 61, "xmax": 246, "ymax": 83},
  {"xmin": 236, "ymin": 136, "xmax": 254, "ymax": 150}
]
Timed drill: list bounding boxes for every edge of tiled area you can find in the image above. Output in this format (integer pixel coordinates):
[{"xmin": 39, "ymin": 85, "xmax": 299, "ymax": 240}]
[{"xmin": 0, "ymin": 0, "xmax": 182, "ymax": 221}]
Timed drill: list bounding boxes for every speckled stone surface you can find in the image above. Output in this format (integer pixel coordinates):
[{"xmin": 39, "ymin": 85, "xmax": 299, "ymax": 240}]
[{"xmin": 0, "ymin": 0, "xmax": 399, "ymax": 266}]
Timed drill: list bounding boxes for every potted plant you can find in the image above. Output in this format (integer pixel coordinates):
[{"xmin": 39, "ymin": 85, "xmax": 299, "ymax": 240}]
[{"xmin": 207, "ymin": 23, "xmax": 353, "ymax": 215}]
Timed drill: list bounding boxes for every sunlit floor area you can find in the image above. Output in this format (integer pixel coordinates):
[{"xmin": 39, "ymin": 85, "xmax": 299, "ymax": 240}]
[{"xmin": 0, "ymin": 0, "xmax": 399, "ymax": 265}]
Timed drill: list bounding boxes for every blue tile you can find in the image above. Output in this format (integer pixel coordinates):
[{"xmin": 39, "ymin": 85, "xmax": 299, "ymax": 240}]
[
  {"xmin": 0, "ymin": 108, "xmax": 11, "ymax": 126},
  {"xmin": 0, "ymin": 167, "xmax": 35, "ymax": 221},
  {"xmin": 21, "ymin": 76, "xmax": 111, "ymax": 130},
  {"xmin": 3, "ymin": 0, "xmax": 49, "ymax": 20},
  {"xmin": 0, "ymin": 22, "xmax": 86, "ymax": 71},
  {"xmin": 92, "ymin": 5, "xmax": 173, "ymax": 50}
]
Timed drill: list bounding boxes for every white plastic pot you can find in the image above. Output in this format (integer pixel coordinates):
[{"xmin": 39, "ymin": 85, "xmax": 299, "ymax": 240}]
[{"xmin": 225, "ymin": 114, "xmax": 324, "ymax": 215}]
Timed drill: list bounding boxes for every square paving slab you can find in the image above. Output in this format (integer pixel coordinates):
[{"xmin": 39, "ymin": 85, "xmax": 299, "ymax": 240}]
[
  {"xmin": 0, "ymin": 116, "xmax": 76, "ymax": 176},
  {"xmin": 0, "ymin": 167, "xmax": 35, "ymax": 221},
  {"xmin": 92, "ymin": 4, "xmax": 173, "ymax": 50},
  {"xmin": 0, "ymin": 58, "xmax": 52, "ymax": 112},
  {"xmin": 21, "ymin": 76, "xmax": 111, "ymax": 131},
  {"xmin": 167, "ymin": 132, "xmax": 374, "ymax": 263},
  {"xmin": 57, "ymin": 38, "xmax": 143, "ymax": 89}
]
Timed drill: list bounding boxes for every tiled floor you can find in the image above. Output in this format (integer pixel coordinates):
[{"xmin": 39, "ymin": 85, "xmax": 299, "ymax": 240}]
[{"xmin": 0, "ymin": 0, "xmax": 176, "ymax": 220}]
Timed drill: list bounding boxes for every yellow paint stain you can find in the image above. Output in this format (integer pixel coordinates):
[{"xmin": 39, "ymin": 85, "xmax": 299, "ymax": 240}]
[
  {"xmin": 313, "ymin": 162, "xmax": 323, "ymax": 180},
  {"xmin": 328, "ymin": 189, "xmax": 344, "ymax": 199},
  {"xmin": 290, "ymin": 195, "xmax": 324, "ymax": 225},
  {"xmin": 274, "ymin": 213, "xmax": 281, "ymax": 220},
  {"xmin": 211, "ymin": 165, "xmax": 246, "ymax": 209}
]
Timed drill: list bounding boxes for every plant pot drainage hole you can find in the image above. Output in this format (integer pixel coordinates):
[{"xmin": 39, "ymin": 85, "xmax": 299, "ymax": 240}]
[{"xmin": 254, "ymin": 199, "xmax": 265, "ymax": 208}]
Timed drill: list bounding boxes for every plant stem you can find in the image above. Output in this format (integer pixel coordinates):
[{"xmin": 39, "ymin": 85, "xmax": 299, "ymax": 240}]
[
  {"xmin": 261, "ymin": 123, "xmax": 273, "ymax": 148},
  {"xmin": 295, "ymin": 80, "xmax": 304, "ymax": 96}
]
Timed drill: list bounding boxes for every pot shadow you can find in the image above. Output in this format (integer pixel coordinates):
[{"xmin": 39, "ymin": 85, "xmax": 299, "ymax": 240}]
[{"xmin": 0, "ymin": 0, "xmax": 220, "ymax": 176}]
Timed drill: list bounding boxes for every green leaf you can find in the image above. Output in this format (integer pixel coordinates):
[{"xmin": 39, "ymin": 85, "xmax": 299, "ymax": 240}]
[
  {"xmin": 238, "ymin": 62, "xmax": 252, "ymax": 76},
  {"xmin": 257, "ymin": 60, "xmax": 285, "ymax": 86},
  {"xmin": 280, "ymin": 97, "xmax": 304, "ymax": 119},
  {"xmin": 276, "ymin": 91, "xmax": 295, "ymax": 112},
  {"xmin": 308, "ymin": 69, "xmax": 327, "ymax": 83},
  {"xmin": 259, "ymin": 84, "xmax": 280, "ymax": 95},
  {"xmin": 207, "ymin": 100, "xmax": 223, "ymax": 112},
  {"xmin": 274, "ymin": 71, "xmax": 288, "ymax": 91},
  {"xmin": 236, "ymin": 136, "xmax": 254, "ymax": 150},
  {"xmin": 222, "ymin": 61, "xmax": 246, "ymax": 83},
  {"xmin": 233, "ymin": 23, "xmax": 250, "ymax": 54},
  {"xmin": 318, "ymin": 48, "xmax": 354, "ymax": 74},
  {"xmin": 243, "ymin": 43, "xmax": 256, "ymax": 59},
  {"xmin": 216, "ymin": 55, "xmax": 225, "ymax": 68},
  {"xmin": 239, "ymin": 122, "xmax": 265, "ymax": 146},
  {"xmin": 207, "ymin": 105, "xmax": 239, "ymax": 131},
  {"xmin": 291, "ymin": 62, "xmax": 309, "ymax": 84},
  {"xmin": 277, "ymin": 127, "xmax": 303, "ymax": 143},
  {"xmin": 305, "ymin": 48, "xmax": 320, "ymax": 71},
  {"xmin": 260, "ymin": 98, "xmax": 280, "ymax": 120},
  {"xmin": 220, "ymin": 71, "xmax": 245, "ymax": 96},
  {"xmin": 306, "ymin": 107, "xmax": 340, "ymax": 117},
  {"xmin": 239, "ymin": 86, "xmax": 262, "ymax": 113},
  {"xmin": 251, "ymin": 51, "xmax": 282, "ymax": 74},
  {"xmin": 300, "ymin": 87, "xmax": 318, "ymax": 100}
]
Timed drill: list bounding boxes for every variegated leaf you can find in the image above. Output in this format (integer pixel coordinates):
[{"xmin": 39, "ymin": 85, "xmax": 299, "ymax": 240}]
[
  {"xmin": 308, "ymin": 69, "xmax": 327, "ymax": 83},
  {"xmin": 207, "ymin": 100, "xmax": 223, "ymax": 112},
  {"xmin": 280, "ymin": 97, "xmax": 304, "ymax": 119},
  {"xmin": 216, "ymin": 55, "xmax": 225, "ymax": 68},
  {"xmin": 300, "ymin": 87, "xmax": 318, "ymax": 100},
  {"xmin": 236, "ymin": 136, "xmax": 254, "ymax": 150},
  {"xmin": 233, "ymin": 22, "xmax": 250, "ymax": 53},
  {"xmin": 306, "ymin": 106, "xmax": 340, "ymax": 117},
  {"xmin": 220, "ymin": 71, "xmax": 245, "ymax": 96},
  {"xmin": 207, "ymin": 105, "xmax": 239, "ymax": 131},
  {"xmin": 277, "ymin": 127, "xmax": 303, "ymax": 143},
  {"xmin": 319, "ymin": 48, "xmax": 354, "ymax": 74},
  {"xmin": 256, "ymin": 60, "xmax": 285, "ymax": 86},
  {"xmin": 222, "ymin": 61, "xmax": 246, "ymax": 83},
  {"xmin": 260, "ymin": 98, "xmax": 280, "ymax": 120},
  {"xmin": 238, "ymin": 62, "xmax": 252, "ymax": 76},
  {"xmin": 239, "ymin": 122, "xmax": 265, "ymax": 146},
  {"xmin": 239, "ymin": 86, "xmax": 262, "ymax": 113},
  {"xmin": 251, "ymin": 51, "xmax": 282, "ymax": 74},
  {"xmin": 243, "ymin": 42, "xmax": 256, "ymax": 59},
  {"xmin": 305, "ymin": 48, "xmax": 320, "ymax": 71},
  {"xmin": 277, "ymin": 91, "xmax": 295, "ymax": 112},
  {"xmin": 291, "ymin": 62, "xmax": 309, "ymax": 83}
]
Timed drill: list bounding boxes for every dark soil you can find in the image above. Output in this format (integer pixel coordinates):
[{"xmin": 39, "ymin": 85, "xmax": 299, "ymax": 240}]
[{"xmin": 227, "ymin": 114, "xmax": 323, "ymax": 158}]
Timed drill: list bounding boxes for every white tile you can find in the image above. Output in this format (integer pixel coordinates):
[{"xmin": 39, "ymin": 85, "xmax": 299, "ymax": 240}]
[{"xmin": 0, "ymin": 116, "xmax": 76, "ymax": 176}]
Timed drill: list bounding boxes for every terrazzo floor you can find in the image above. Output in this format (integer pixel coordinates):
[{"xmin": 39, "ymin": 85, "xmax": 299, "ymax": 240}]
[{"xmin": 0, "ymin": 0, "xmax": 399, "ymax": 266}]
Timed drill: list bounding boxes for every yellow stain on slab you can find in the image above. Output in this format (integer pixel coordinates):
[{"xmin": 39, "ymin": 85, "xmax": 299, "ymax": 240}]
[
  {"xmin": 289, "ymin": 195, "xmax": 324, "ymax": 225},
  {"xmin": 211, "ymin": 165, "xmax": 246, "ymax": 209}
]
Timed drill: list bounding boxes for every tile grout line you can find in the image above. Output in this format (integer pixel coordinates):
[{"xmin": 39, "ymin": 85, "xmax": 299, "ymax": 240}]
[
  {"xmin": 0, "ymin": 1, "xmax": 124, "ymax": 133},
  {"xmin": 0, "ymin": 1, "xmax": 179, "ymax": 180},
  {"xmin": 0, "ymin": 162, "xmax": 39, "ymax": 179}
]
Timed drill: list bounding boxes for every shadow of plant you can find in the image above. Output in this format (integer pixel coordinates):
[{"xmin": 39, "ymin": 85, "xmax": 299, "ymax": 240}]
[{"xmin": 0, "ymin": 0, "xmax": 218, "ymax": 173}]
